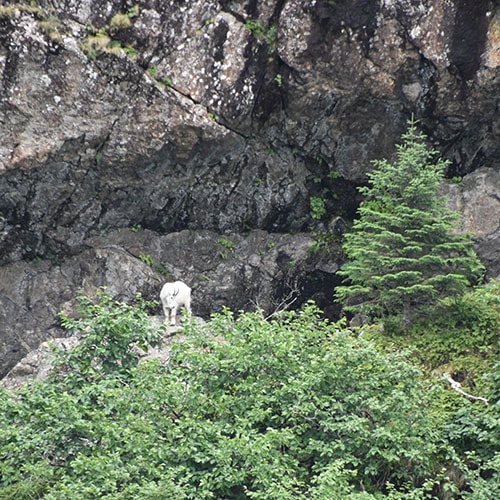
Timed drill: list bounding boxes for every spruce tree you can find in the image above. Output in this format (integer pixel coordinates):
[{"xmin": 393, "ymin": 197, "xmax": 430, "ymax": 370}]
[{"xmin": 335, "ymin": 118, "xmax": 484, "ymax": 325}]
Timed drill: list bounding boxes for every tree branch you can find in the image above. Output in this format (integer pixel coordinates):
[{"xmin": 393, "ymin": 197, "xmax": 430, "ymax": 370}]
[{"xmin": 443, "ymin": 374, "xmax": 489, "ymax": 405}]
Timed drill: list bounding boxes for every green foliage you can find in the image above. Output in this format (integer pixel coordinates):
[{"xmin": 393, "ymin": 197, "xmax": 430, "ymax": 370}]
[
  {"xmin": 208, "ymin": 111, "xmax": 220, "ymax": 122},
  {"xmin": 127, "ymin": 4, "xmax": 140, "ymax": 19},
  {"xmin": 81, "ymin": 31, "xmax": 118, "ymax": 60},
  {"xmin": 328, "ymin": 170, "xmax": 343, "ymax": 180},
  {"xmin": 2, "ymin": 298, "xmax": 499, "ymax": 498},
  {"xmin": 94, "ymin": 150, "xmax": 103, "ymax": 164},
  {"xmin": 39, "ymin": 15, "xmax": 62, "ymax": 42},
  {"xmin": 56, "ymin": 289, "xmax": 162, "ymax": 382},
  {"xmin": 123, "ymin": 45, "xmax": 138, "ymax": 58},
  {"xmin": 0, "ymin": 304, "xmax": 461, "ymax": 499},
  {"xmin": 336, "ymin": 118, "xmax": 484, "ymax": 323},
  {"xmin": 444, "ymin": 364, "xmax": 500, "ymax": 498},
  {"xmin": 109, "ymin": 13, "xmax": 131, "ymax": 32},
  {"xmin": 159, "ymin": 76, "xmax": 173, "ymax": 88},
  {"xmin": 308, "ymin": 230, "xmax": 341, "ymax": 254},
  {"xmin": 360, "ymin": 281, "xmax": 500, "ymax": 497},
  {"xmin": 266, "ymin": 24, "xmax": 278, "ymax": 54},
  {"xmin": 138, "ymin": 253, "xmax": 171, "ymax": 276},
  {"xmin": 448, "ymin": 176, "xmax": 464, "ymax": 186},
  {"xmin": 217, "ymin": 237, "xmax": 236, "ymax": 259},
  {"xmin": 165, "ymin": 306, "xmax": 448, "ymax": 497},
  {"xmin": 376, "ymin": 281, "xmax": 500, "ymax": 394},
  {"xmin": 309, "ymin": 195, "xmax": 326, "ymax": 220},
  {"xmin": 152, "ymin": 260, "xmax": 171, "ymax": 276},
  {"xmin": 245, "ymin": 20, "xmax": 279, "ymax": 55},
  {"xmin": 217, "ymin": 237, "xmax": 236, "ymax": 251},
  {"xmin": 138, "ymin": 253, "xmax": 154, "ymax": 266},
  {"xmin": 146, "ymin": 65, "xmax": 158, "ymax": 78},
  {"xmin": 245, "ymin": 20, "xmax": 266, "ymax": 37},
  {"xmin": 0, "ymin": 3, "xmax": 41, "ymax": 19},
  {"xmin": 81, "ymin": 7, "xmax": 139, "ymax": 60}
]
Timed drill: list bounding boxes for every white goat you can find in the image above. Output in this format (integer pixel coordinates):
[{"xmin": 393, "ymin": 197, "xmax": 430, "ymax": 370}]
[{"xmin": 160, "ymin": 281, "xmax": 192, "ymax": 326}]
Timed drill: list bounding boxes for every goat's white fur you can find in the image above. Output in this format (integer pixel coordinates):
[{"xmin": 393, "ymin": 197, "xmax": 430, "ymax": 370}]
[{"xmin": 160, "ymin": 281, "xmax": 192, "ymax": 326}]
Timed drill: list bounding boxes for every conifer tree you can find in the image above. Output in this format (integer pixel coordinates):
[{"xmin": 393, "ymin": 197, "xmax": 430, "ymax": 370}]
[{"xmin": 335, "ymin": 118, "xmax": 484, "ymax": 325}]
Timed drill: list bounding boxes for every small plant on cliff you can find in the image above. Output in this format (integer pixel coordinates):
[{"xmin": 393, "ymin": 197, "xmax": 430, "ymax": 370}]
[
  {"xmin": 127, "ymin": 4, "xmax": 140, "ymax": 19},
  {"xmin": 146, "ymin": 66, "xmax": 158, "ymax": 78},
  {"xmin": 266, "ymin": 23, "xmax": 278, "ymax": 54},
  {"xmin": 81, "ymin": 30, "xmax": 116, "ymax": 60},
  {"xmin": 217, "ymin": 237, "xmax": 235, "ymax": 259},
  {"xmin": 39, "ymin": 14, "xmax": 62, "ymax": 42},
  {"xmin": 109, "ymin": 13, "xmax": 131, "ymax": 33},
  {"xmin": 310, "ymin": 195, "xmax": 327, "ymax": 220},
  {"xmin": 0, "ymin": 3, "xmax": 41, "ymax": 19},
  {"xmin": 245, "ymin": 20, "xmax": 266, "ymax": 37},
  {"xmin": 159, "ymin": 77, "xmax": 173, "ymax": 88},
  {"xmin": 139, "ymin": 253, "xmax": 154, "ymax": 267},
  {"xmin": 335, "ymin": 117, "xmax": 484, "ymax": 326}
]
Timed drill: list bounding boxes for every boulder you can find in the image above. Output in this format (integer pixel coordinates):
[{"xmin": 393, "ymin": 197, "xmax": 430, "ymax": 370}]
[{"xmin": 444, "ymin": 167, "xmax": 500, "ymax": 280}]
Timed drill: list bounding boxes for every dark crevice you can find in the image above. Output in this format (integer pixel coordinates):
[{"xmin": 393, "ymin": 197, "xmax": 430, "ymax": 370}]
[
  {"xmin": 306, "ymin": 0, "xmax": 381, "ymax": 59},
  {"xmin": 449, "ymin": 0, "xmax": 490, "ymax": 83}
]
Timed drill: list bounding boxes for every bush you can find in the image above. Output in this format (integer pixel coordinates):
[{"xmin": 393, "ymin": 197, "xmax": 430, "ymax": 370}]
[
  {"xmin": 109, "ymin": 13, "xmax": 131, "ymax": 32},
  {"xmin": 56, "ymin": 289, "xmax": 163, "ymax": 383},
  {"xmin": 0, "ymin": 302, "xmax": 459, "ymax": 499},
  {"xmin": 378, "ymin": 281, "xmax": 500, "ymax": 395}
]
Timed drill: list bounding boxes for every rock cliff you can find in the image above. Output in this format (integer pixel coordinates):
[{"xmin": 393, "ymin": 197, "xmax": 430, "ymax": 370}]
[{"xmin": 0, "ymin": 0, "xmax": 499, "ymax": 376}]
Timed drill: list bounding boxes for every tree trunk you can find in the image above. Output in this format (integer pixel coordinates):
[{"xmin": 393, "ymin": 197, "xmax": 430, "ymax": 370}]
[{"xmin": 402, "ymin": 300, "xmax": 412, "ymax": 329}]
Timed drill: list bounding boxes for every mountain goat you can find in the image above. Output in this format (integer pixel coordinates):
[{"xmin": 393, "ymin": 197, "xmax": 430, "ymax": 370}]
[{"xmin": 160, "ymin": 281, "xmax": 192, "ymax": 326}]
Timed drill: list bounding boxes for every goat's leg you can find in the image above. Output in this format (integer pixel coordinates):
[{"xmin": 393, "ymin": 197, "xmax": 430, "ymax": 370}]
[
  {"xmin": 170, "ymin": 306, "xmax": 177, "ymax": 326},
  {"xmin": 162, "ymin": 303, "xmax": 171, "ymax": 326}
]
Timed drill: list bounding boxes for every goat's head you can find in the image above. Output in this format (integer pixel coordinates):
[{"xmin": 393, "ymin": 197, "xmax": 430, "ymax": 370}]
[{"xmin": 163, "ymin": 286, "xmax": 179, "ymax": 309}]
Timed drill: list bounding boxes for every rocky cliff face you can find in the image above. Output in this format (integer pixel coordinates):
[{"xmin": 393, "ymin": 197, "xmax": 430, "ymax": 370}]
[{"xmin": 0, "ymin": 0, "xmax": 499, "ymax": 376}]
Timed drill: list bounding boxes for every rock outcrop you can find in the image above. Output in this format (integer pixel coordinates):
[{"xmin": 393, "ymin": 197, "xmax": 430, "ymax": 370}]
[
  {"xmin": 0, "ymin": 227, "xmax": 342, "ymax": 377},
  {"xmin": 444, "ymin": 167, "xmax": 500, "ymax": 280},
  {"xmin": 0, "ymin": 0, "xmax": 499, "ymax": 376},
  {"xmin": 1, "ymin": 0, "xmax": 498, "ymax": 260}
]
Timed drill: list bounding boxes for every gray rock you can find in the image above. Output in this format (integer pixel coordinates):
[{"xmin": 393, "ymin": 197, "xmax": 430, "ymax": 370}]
[
  {"xmin": 1, "ymin": 1, "xmax": 498, "ymax": 263},
  {"xmin": 444, "ymin": 168, "xmax": 500, "ymax": 280},
  {"xmin": 1, "ymin": 315, "xmax": 185, "ymax": 389},
  {"xmin": 1, "ymin": 337, "xmax": 79, "ymax": 390},
  {"xmin": 0, "ymin": 228, "xmax": 342, "ymax": 378}
]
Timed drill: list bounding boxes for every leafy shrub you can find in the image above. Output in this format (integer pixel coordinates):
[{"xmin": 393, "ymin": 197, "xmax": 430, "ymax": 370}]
[
  {"xmin": 245, "ymin": 20, "xmax": 266, "ymax": 37},
  {"xmin": 217, "ymin": 237, "xmax": 236, "ymax": 259},
  {"xmin": 379, "ymin": 281, "xmax": 500, "ymax": 394},
  {"xmin": 56, "ymin": 289, "xmax": 162, "ymax": 382},
  {"xmin": 361, "ymin": 283, "xmax": 500, "ymax": 496},
  {"xmin": 0, "ymin": 303, "xmax": 458, "ymax": 499},
  {"xmin": 444, "ymin": 362, "xmax": 500, "ymax": 497}
]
